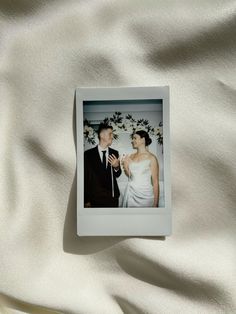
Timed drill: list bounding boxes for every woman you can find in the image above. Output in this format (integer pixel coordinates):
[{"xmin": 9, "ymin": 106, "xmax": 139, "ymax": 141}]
[{"xmin": 121, "ymin": 130, "xmax": 159, "ymax": 207}]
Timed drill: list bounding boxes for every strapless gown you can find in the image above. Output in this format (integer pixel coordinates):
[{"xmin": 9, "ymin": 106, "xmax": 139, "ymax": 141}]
[{"xmin": 122, "ymin": 159, "xmax": 154, "ymax": 207}]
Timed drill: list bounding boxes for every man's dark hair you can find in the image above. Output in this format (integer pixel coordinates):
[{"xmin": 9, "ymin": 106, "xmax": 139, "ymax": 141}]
[{"xmin": 97, "ymin": 123, "xmax": 113, "ymax": 140}]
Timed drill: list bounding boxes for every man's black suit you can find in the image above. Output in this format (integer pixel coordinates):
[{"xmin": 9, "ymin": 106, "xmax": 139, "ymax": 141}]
[{"xmin": 84, "ymin": 145, "xmax": 122, "ymax": 207}]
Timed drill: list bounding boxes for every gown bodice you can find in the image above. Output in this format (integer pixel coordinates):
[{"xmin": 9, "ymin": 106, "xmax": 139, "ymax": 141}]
[
  {"xmin": 128, "ymin": 159, "xmax": 152, "ymax": 186},
  {"xmin": 122, "ymin": 158, "xmax": 154, "ymax": 207}
]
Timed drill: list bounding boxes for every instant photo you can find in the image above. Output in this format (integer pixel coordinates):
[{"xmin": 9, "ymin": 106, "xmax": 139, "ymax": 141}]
[{"xmin": 76, "ymin": 86, "xmax": 171, "ymax": 236}]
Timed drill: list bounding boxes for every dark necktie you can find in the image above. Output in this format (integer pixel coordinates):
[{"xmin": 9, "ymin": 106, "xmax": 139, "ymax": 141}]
[{"xmin": 102, "ymin": 150, "xmax": 106, "ymax": 169}]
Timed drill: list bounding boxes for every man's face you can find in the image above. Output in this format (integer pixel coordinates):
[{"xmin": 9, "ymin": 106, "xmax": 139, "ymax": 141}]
[{"xmin": 100, "ymin": 128, "xmax": 113, "ymax": 145}]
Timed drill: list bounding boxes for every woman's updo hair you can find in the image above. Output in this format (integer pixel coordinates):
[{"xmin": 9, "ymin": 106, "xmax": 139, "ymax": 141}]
[{"xmin": 135, "ymin": 130, "xmax": 152, "ymax": 146}]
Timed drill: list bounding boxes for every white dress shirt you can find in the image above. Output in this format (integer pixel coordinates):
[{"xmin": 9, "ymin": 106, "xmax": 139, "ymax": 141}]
[
  {"xmin": 97, "ymin": 144, "xmax": 119, "ymax": 171},
  {"xmin": 97, "ymin": 144, "xmax": 109, "ymax": 168}
]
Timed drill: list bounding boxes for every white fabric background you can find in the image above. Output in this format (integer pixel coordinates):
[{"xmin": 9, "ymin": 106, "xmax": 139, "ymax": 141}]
[{"xmin": 0, "ymin": 1, "xmax": 236, "ymax": 313}]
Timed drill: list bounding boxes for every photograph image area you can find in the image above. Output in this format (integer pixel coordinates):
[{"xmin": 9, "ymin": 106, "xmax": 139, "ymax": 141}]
[{"xmin": 83, "ymin": 99, "xmax": 165, "ymax": 209}]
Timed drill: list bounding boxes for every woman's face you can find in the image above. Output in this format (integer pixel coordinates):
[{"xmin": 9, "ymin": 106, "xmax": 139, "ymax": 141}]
[{"xmin": 131, "ymin": 133, "xmax": 144, "ymax": 148}]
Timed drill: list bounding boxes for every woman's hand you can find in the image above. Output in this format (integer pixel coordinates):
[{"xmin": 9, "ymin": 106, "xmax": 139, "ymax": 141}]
[{"xmin": 122, "ymin": 154, "xmax": 133, "ymax": 168}]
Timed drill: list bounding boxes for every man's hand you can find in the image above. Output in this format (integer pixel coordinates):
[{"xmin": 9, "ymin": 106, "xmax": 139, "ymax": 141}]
[{"xmin": 108, "ymin": 154, "xmax": 120, "ymax": 169}]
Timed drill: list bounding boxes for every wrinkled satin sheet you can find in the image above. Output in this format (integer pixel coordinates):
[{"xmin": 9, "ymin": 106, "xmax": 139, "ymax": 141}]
[{"xmin": 0, "ymin": 1, "xmax": 235, "ymax": 313}]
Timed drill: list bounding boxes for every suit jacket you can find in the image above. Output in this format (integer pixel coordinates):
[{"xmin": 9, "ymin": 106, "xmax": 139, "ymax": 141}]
[{"xmin": 84, "ymin": 145, "xmax": 122, "ymax": 206}]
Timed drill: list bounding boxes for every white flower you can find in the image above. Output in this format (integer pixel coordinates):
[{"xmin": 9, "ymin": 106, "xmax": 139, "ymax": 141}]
[
  {"xmin": 153, "ymin": 127, "xmax": 160, "ymax": 135},
  {"xmin": 123, "ymin": 124, "xmax": 128, "ymax": 131},
  {"xmin": 88, "ymin": 133, "xmax": 94, "ymax": 139},
  {"xmin": 123, "ymin": 119, "xmax": 131, "ymax": 126},
  {"xmin": 135, "ymin": 126, "xmax": 145, "ymax": 132},
  {"xmin": 110, "ymin": 121, "xmax": 116, "ymax": 128},
  {"xmin": 126, "ymin": 125, "xmax": 133, "ymax": 132}
]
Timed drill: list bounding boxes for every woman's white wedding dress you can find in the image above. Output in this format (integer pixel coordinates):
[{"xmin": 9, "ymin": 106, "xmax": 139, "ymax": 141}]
[{"xmin": 122, "ymin": 159, "xmax": 154, "ymax": 207}]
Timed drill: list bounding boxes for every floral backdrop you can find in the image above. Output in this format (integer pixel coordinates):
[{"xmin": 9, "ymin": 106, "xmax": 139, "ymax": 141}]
[{"xmin": 84, "ymin": 112, "xmax": 163, "ymax": 147}]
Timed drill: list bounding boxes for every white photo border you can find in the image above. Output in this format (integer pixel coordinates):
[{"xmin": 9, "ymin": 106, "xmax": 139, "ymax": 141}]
[{"xmin": 76, "ymin": 86, "xmax": 171, "ymax": 236}]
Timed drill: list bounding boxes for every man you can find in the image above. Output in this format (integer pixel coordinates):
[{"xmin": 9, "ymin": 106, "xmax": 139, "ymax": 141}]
[{"xmin": 84, "ymin": 123, "xmax": 122, "ymax": 207}]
